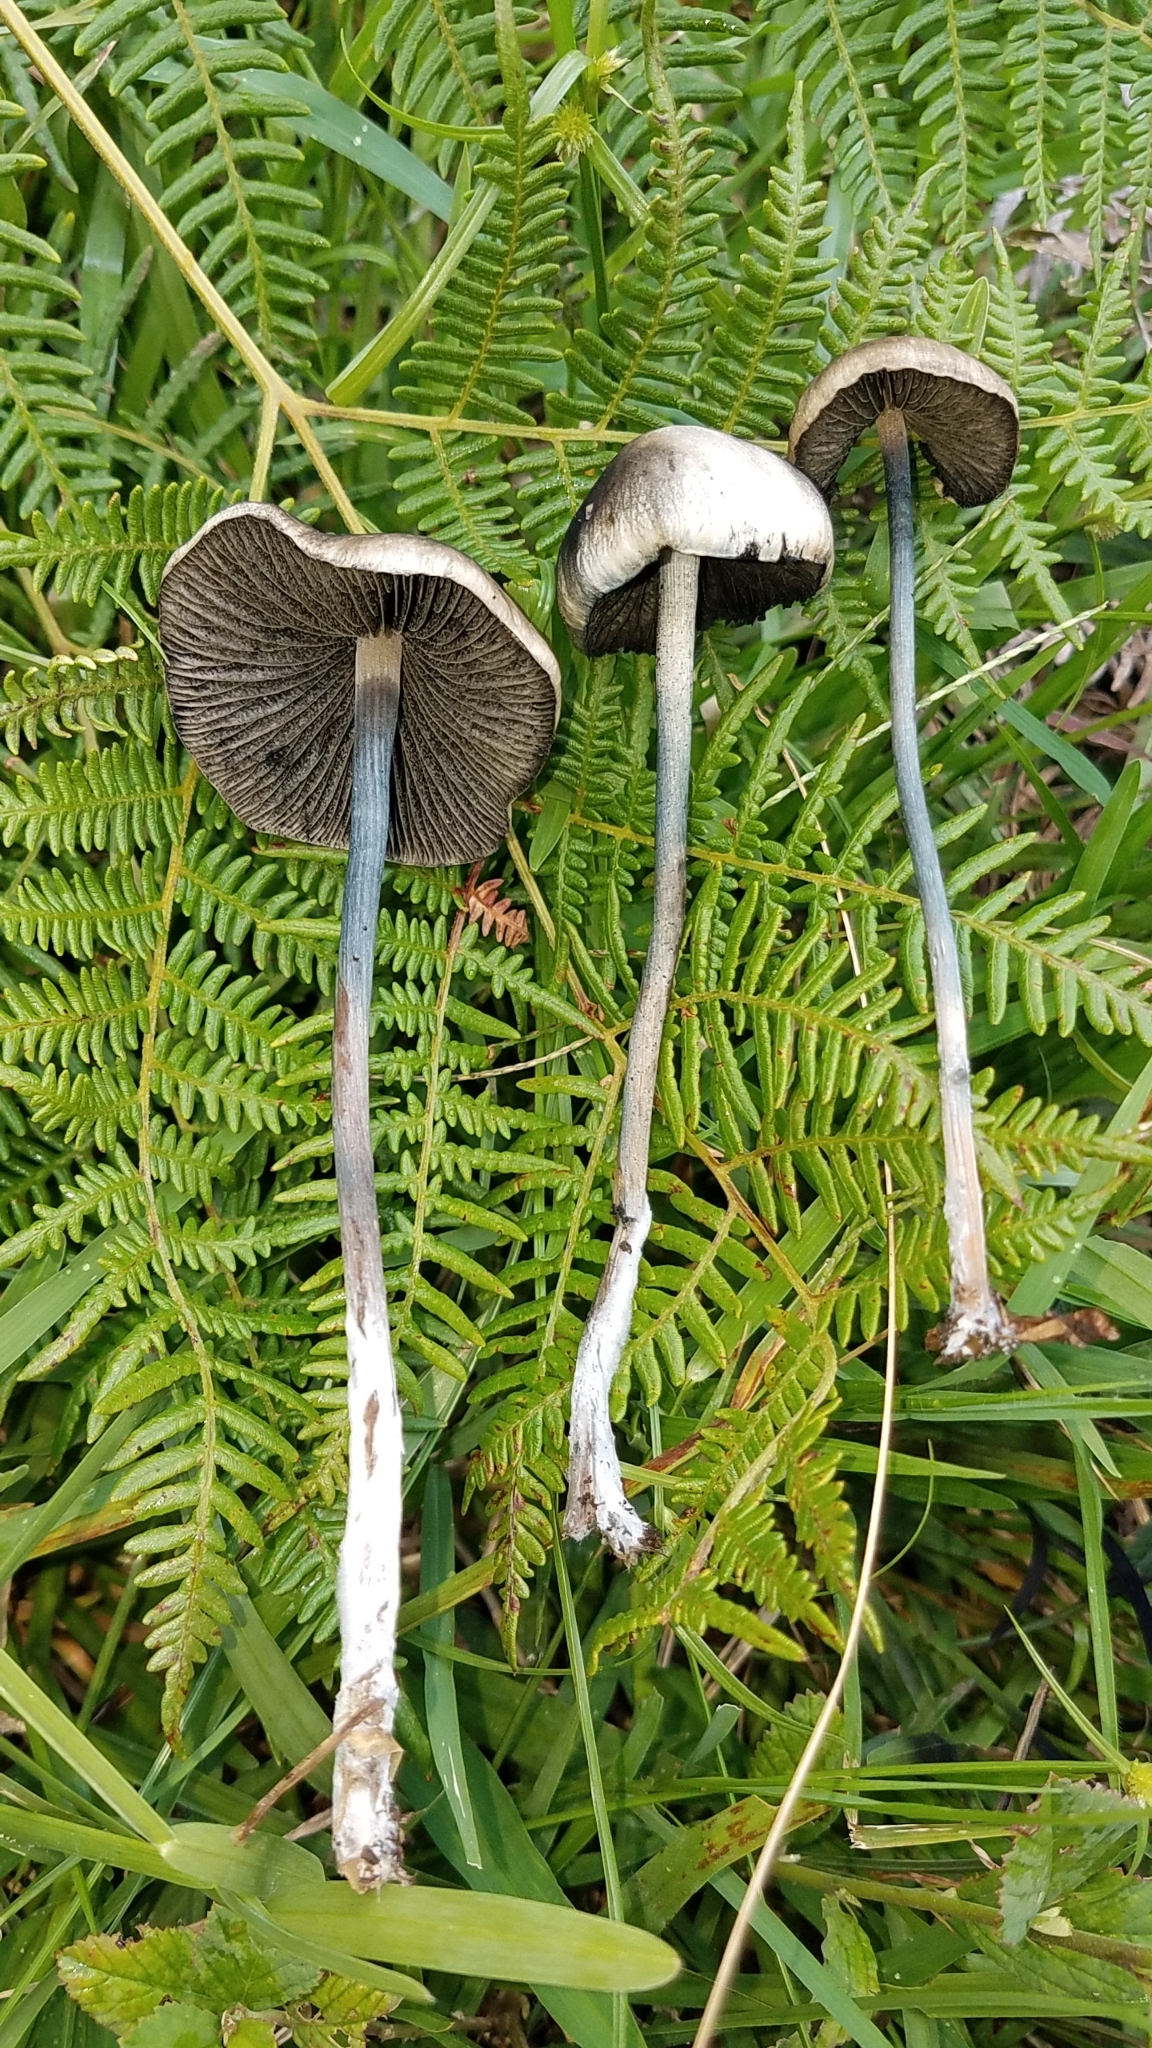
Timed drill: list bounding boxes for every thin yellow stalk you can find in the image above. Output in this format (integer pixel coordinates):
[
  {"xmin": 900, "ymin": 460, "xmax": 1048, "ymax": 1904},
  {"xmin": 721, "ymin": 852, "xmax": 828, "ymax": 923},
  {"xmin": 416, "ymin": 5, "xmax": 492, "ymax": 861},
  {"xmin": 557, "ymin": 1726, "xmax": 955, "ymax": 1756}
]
[
  {"xmin": 692, "ymin": 1169, "xmax": 899, "ymax": 2048},
  {"xmin": 250, "ymin": 390, "xmax": 280, "ymax": 502},
  {"xmin": 312, "ymin": 401, "xmax": 636, "ymax": 445},
  {"xmin": 0, "ymin": 0, "xmax": 361, "ymax": 530}
]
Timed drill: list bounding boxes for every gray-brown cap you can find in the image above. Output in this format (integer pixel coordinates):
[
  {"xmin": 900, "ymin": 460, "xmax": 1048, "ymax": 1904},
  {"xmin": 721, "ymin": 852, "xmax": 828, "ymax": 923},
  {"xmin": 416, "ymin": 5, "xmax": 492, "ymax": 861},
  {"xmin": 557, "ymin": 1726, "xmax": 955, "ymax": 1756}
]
[
  {"xmin": 557, "ymin": 425, "xmax": 834, "ymax": 656},
  {"xmin": 159, "ymin": 503, "xmax": 560, "ymax": 867},
  {"xmin": 788, "ymin": 337, "xmax": 1019, "ymax": 508}
]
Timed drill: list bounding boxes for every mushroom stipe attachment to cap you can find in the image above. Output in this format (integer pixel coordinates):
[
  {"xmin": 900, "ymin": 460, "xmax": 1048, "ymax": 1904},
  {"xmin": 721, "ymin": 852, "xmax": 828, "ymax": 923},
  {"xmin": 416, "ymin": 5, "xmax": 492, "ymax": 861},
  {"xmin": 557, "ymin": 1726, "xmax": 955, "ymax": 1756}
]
[
  {"xmin": 556, "ymin": 426, "xmax": 834, "ymax": 1562},
  {"xmin": 790, "ymin": 338, "xmax": 1022, "ymax": 1364},
  {"xmin": 788, "ymin": 335, "xmax": 1019, "ymax": 509},
  {"xmin": 160, "ymin": 504, "xmax": 559, "ymax": 1889},
  {"xmin": 161, "ymin": 502, "xmax": 560, "ymax": 866}
]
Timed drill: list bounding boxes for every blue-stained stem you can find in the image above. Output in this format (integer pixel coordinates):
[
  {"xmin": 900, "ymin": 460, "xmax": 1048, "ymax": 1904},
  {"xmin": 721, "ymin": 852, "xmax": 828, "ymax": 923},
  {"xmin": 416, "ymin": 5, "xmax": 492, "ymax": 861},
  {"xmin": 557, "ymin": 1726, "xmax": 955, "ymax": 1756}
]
[
  {"xmin": 331, "ymin": 629, "xmax": 407, "ymax": 1889},
  {"xmin": 878, "ymin": 407, "xmax": 1011, "ymax": 1360}
]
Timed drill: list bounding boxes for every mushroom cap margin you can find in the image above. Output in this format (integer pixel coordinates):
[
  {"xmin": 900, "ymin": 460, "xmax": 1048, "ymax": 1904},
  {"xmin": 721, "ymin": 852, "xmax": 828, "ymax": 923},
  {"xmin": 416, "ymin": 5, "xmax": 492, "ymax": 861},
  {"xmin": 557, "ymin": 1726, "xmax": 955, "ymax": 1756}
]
[
  {"xmin": 788, "ymin": 336, "xmax": 1020, "ymax": 507},
  {"xmin": 556, "ymin": 425, "xmax": 835, "ymax": 656},
  {"xmin": 159, "ymin": 502, "xmax": 561, "ymax": 866}
]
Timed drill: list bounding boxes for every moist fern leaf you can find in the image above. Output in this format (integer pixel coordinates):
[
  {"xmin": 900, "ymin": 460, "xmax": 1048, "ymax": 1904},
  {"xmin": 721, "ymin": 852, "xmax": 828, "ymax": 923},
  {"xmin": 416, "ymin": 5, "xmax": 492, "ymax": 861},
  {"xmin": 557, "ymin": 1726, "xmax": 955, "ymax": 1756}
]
[
  {"xmin": 387, "ymin": 7, "xmax": 567, "ymax": 579},
  {"xmin": 0, "ymin": 959, "xmax": 147, "ymax": 1066},
  {"xmin": 0, "ymin": 169, "xmax": 117, "ymax": 512},
  {"xmin": 1036, "ymin": 247, "xmax": 1148, "ymax": 535},
  {"xmin": 0, "ymin": 646, "xmax": 162, "ymax": 753},
  {"xmin": 77, "ymin": 0, "xmax": 326, "ymax": 363},
  {"xmin": 372, "ymin": 0, "xmax": 530, "ymax": 172},
  {"xmin": 820, "ymin": 175, "xmax": 935, "ymax": 359},
  {"xmin": 895, "ymin": 0, "xmax": 1002, "ymax": 235},
  {"xmin": 0, "ymin": 480, "xmax": 231, "ymax": 608},
  {"xmin": 696, "ymin": 81, "xmax": 831, "ymax": 438},
  {"xmin": 1001, "ymin": 0, "xmax": 1082, "ymax": 226},
  {"xmin": 0, "ymin": 737, "xmax": 185, "ymax": 859},
  {"xmin": 553, "ymin": 0, "xmax": 725, "ymax": 434},
  {"xmin": 0, "ymin": 854, "xmax": 165, "ymax": 960},
  {"xmin": 768, "ymin": 0, "xmax": 915, "ymax": 215}
]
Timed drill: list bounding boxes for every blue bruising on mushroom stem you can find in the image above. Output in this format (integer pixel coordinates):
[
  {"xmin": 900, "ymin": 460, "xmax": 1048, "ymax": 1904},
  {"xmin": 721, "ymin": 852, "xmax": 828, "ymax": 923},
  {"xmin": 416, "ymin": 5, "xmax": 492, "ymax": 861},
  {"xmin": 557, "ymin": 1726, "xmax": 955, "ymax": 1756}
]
[
  {"xmin": 334, "ymin": 631, "xmax": 402, "ymax": 1340},
  {"xmin": 877, "ymin": 408, "xmax": 1009, "ymax": 1357}
]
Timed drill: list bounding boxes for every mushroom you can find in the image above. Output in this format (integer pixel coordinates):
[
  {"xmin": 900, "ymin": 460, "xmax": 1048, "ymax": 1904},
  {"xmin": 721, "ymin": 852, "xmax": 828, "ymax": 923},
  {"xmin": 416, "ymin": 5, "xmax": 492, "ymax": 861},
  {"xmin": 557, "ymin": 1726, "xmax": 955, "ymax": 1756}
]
[
  {"xmin": 789, "ymin": 336, "xmax": 1019, "ymax": 1361},
  {"xmin": 159, "ymin": 503, "xmax": 559, "ymax": 1887},
  {"xmin": 556, "ymin": 425, "xmax": 834, "ymax": 1561}
]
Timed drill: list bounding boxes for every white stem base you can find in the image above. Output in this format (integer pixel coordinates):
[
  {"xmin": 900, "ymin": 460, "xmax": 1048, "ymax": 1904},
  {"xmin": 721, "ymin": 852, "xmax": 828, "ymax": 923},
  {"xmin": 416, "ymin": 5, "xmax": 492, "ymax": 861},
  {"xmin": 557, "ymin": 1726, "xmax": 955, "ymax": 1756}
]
[
  {"xmin": 931, "ymin": 1299, "xmax": 1016, "ymax": 1362},
  {"xmin": 331, "ymin": 631, "xmax": 406, "ymax": 1891},
  {"xmin": 332, "ymin": 1299, "xmax": 406, "ymax": 1890},
  {"xmin": 563, "ymin": 1197, "xmax": 656, "ymax": 1561}
]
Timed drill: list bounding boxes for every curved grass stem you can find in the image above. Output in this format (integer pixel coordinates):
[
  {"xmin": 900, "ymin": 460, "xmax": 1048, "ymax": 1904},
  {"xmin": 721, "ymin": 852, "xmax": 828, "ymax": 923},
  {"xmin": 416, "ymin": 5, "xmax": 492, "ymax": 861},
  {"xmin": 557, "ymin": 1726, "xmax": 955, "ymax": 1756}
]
[
  {"xmin": 692, "ymin": 1164, "xmax": 900, "ymax": 2048},
  {"xmin": 331, "ymin": 629, "xmax": 405, "ymax": 1890},
  {"xmin": 563, "ymin": 548, "xmax": 698, "ymax": 1561},
  {"xmin": 0, "ymin": 0, "xmax": 361, "ymax": 533}
]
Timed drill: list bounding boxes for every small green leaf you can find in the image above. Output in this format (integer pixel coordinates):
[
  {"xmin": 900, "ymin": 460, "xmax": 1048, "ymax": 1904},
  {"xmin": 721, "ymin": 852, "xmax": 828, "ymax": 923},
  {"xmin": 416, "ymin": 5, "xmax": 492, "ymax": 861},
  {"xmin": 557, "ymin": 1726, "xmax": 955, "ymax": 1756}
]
[
  {"xmin": 267, "ymin": 1884, "xmax": 679, "ymax": 1993},
  {"xmin": 623, "ymin": 1795, "xmax": 776, "ymax": 1932},
  {"xmin": 193, "ymin": 1909, "xmax": 318, "ymax": 2012},
  {"xmin": 821, "ymin": 1896, "xmax": 878, "ymax": 1999},
  {"xmin": 122, "ymin": 2006, "xmax": 217, "ymax": 2048},
  {"xmin": 227, "ymin": 67, "xmax": 454, "ymax": 220},
  {"xmin": 529, "ymin": 780, "xmax": 575, "ymax": 871},
  {"xmin": 58, "ymin": 1928, "xmax": 198, "ymax": 2031},
  {"xmin": 160, "ymin": 1822, "xmax": 324, "ymax": 1899},
  {"xmin": 217, "ymin": 1893, "xmax": 431, "ymax": 2006},
  {"xmin": 224, "ymin": 2025, "xmax": 278, "ymax": 2048}
]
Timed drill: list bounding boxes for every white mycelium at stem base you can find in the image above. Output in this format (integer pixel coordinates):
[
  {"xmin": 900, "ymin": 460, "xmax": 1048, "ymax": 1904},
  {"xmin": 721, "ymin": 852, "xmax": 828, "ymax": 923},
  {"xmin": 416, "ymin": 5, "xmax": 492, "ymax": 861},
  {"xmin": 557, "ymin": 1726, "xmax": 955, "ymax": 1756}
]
[
  {"xmin": 563, "ymin": 550, "xmax": 699, "ymax": 1561},
  {"xmin": 877, "ymin": 408, "xmax": 1013, "ymax": 1361},
  {"xmin": 331, "ymin": 629, "xmax": 406, "ymax": 1890}
]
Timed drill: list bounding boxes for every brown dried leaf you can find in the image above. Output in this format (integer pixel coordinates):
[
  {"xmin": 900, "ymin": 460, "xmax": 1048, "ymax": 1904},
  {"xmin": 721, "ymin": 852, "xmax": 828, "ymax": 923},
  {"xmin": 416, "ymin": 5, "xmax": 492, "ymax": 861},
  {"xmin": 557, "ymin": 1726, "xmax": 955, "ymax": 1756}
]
[{"xmin": 458, "ymin": 876, "xmax": 529, "ymax": 949}]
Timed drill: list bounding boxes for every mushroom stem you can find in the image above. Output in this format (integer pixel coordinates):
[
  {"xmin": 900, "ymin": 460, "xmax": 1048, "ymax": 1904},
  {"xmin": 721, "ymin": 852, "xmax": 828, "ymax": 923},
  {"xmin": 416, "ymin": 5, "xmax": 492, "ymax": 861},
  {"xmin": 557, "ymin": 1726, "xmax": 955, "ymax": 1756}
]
[
  {"xmin": 877, "ymin": 407, "xmax": 1012, "ymax": 1360},
  {"xmin": 563, "ymin": 547, "xmax": 699, "ymax": 1560},
  {"xmin": 332, "ymin": 627, "xmax": 407, "ymax": 1889}
]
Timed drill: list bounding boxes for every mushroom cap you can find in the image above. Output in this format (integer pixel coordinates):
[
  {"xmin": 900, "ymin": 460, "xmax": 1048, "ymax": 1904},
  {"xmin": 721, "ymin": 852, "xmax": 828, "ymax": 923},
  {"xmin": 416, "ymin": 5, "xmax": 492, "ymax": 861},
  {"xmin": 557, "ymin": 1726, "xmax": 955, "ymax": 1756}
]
[
  {"xmin": 159, "ymin": 503, "xmax": 561, "ymax": 866},
  {"xmin": 788, "ymin": 336, "xmax": 1019, "ymax": 507},
  {"xmin": 556, "ymin": 425, "xmax": 834, "ymax": 656}
]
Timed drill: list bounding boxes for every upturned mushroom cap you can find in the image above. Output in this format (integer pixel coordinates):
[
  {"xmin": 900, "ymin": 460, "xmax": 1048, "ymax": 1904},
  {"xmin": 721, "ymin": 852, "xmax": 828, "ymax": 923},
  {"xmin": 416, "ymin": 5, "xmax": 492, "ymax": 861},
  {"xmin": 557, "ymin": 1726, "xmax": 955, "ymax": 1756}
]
[
  {"xmin": 159, "ymin": 503, "xmax": 561, "ymax": 866},
  {"xmin": 788, "ymin": 337, "xmax": 1019, "ymax": 507},
  {"xmin": 556, "ymin": 425, "xmax": 834, "ymax": 656}
]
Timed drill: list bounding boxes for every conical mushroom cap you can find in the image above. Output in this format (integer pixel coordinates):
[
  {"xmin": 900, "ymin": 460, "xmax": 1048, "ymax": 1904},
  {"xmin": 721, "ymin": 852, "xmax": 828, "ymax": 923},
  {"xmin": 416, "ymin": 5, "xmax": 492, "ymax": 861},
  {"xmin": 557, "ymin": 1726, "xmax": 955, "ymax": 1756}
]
[
  {"xmin": 788, "ymin": 336, "xmax": 1019, "ymax": 507},
  {"xmin": 556, "ymin": 425, "xmax": 834, "ymax": 656},
  {"xmin": 159, "ymin": 503, "xmax": 561, "ymax": 866}
]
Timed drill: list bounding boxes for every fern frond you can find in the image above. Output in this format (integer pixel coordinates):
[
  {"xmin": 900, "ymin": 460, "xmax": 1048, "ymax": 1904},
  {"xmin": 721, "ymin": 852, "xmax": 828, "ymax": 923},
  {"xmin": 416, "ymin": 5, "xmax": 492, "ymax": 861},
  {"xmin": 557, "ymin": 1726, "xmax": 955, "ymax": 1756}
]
[
  {"xmin": 0, "ymin": 646, "xmax": 162, "ymax": 754},
  {"xmin": 696, "ymin": 82, "xmax": 831, "ymax": 438},
  {"xmin": 0, "ymin": 111, "xmax": 117, "ymax": 513},
  {"xmin": 553, "ymin": 0, "xmax": 725, "ymax": 434},
  {"xmin": 1001, "ymin": 0, "xmax": 1083, "ymax": 225},
  {"xmin": 895, "ymin": 0, "xmax": 1002, "ymax": 235},
  {"xmin": 0, "ymin": 480, "xmax": 231, "ymax": 607},
  {"xmin": 76, "ymin": 0, "xmax": 326, "ymax": 362},
  {"xmin": 769, "ymin": 0, "xmax": 915, "ymax": 215},
  {"xmin": 819, "ymin": 176, "xmax": 934, "ymax": 359},
  {"xmin": 0, "ymin": 854, "xmax": 165, "ymax": 960},
  {"xmin": 385, "ymin": 6, "xmax": 567, "ymax": 576},
  {"xmin": 0, "ymin": 737, "xmax": 185, "ymax": 859}
]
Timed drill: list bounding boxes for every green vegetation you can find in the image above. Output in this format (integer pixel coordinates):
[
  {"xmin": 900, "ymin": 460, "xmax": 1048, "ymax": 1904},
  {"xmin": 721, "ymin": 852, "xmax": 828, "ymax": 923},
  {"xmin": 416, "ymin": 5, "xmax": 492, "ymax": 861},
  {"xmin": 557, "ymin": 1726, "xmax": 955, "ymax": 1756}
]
[{"xmin": 0, "ymin": 0, "xmax": 1152, "ymax": 2040}]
